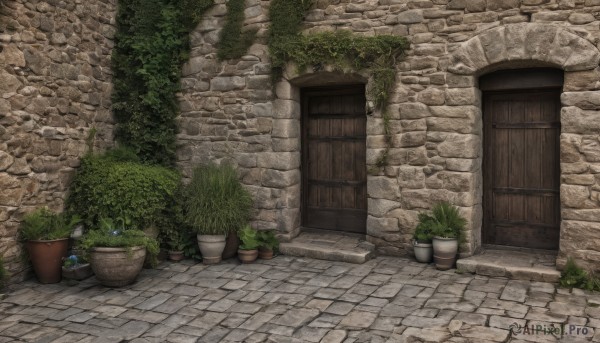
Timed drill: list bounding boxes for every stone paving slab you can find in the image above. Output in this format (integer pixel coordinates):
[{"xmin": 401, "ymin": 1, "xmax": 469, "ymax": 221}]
[
  {"xmin": 0, "ymin": 256, "xmax": 599, "ymax": 342},
  {"xmin": 280, "ymin": 232, "xmax": 375, "ymax": 264}
]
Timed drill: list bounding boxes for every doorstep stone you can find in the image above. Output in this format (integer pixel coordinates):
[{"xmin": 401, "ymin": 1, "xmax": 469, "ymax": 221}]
[
  {"xmin": 457, "ymin": 248, "xmax": 561, "ymax": 282},
  {"xmin": 279, "ymin": 231, "xmax": 375, "ymax": 264}
]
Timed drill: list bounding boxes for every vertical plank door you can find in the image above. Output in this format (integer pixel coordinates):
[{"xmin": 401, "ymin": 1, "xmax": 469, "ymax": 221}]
[{"xmin": 302, "ymin": 86, "xmax": 367, "ymax": 234}]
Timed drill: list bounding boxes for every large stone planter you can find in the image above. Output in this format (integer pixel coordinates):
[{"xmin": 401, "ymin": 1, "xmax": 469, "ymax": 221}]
[
  {"xmin": 26, "ymin": 238, "xmax": 69, "ymax": 284},
  {"xmin": 197, "ymin": 234, "xmax": 226, "ymax": 264},
  {"xmin": 413, "ymin": 240, "xmax": 433, "ymax": 263},
  {"xmin": 90, "ymin": 246, "xmax": 146, "ymax": 287},
  {"xmin": 432, "ymin": 237, "xmax": 458, "ymax": 270}
]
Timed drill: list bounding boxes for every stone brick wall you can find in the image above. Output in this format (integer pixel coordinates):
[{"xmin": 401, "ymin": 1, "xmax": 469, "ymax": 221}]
[
  {"xmin": 0, "ymin": 0, "xmax": 116, "ymax": 280},
  {"xmin": 180, "ymin": 0, "xmax": 600, "ymax": 269}
]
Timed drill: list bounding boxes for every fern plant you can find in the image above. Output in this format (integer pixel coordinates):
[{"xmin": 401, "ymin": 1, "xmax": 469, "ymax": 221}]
[
  {"xmin": 184, "ymin": 163, "xmax": 253, "ymax": 235},
  {"xmin": 426, "ymin": 202, "xmax": 467, "ymax": 240},
  {"xmin": 20, "ymin": 208, "xmax": 80, "ymax": 241}
]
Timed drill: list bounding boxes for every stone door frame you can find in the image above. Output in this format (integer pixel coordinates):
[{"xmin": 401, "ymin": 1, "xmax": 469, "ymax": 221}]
[{"xmin": 445, "ymin": 22, "xmax": 600, "ymax": 264}]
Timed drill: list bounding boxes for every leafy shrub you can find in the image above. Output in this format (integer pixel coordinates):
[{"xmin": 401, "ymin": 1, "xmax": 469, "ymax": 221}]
[
  {"xmin": 420, "ymin": 202, "xmax": 467, "ymax": 240},
  {"xmin": 156, "ymin": 185, "xmax": 200, "ymax": 258},
  {"xmin": 67, "ymin": 149, "xmax": 180, "ymax": 230},
  {"xmin": 218, "ymin": 0, "xmax": 256, "ymax": 60},
  {"xmin": 414, "ymin": 213, "xmax": 434, "ymax": 243},
  {"xmin": 79, "ymin": 218, "xmax": 160, "ymax": 266},
  {"xmin": 239, "ymin": 226, "xmax": 260, "ymax": 251},
  {"xmin": 19, "ymin": 208, "xmax": 80, "ymax": 241},
  {"xmin": 560, "ymin": 258, "xmax": 600, "ymax": 291},
  {"xmin": 257, "ymin": 230, "xmax": 279, "ymax": 251},
  {"xmin": 184, "ymin": 163, "xmax": 253, "ymax": 235}
]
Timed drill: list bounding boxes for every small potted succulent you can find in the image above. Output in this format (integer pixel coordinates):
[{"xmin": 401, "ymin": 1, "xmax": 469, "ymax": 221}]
[
  {"xmin": 413, "ymin": 213, "xmax": 434, "ymax": 263},
  {"xmin": 428, "ymin": 202, "xmax": 467, "ymax": 270},
  {"xmin": 238, "ymin": 226, "xmax": 259, "ymax": 263},
  {"xmin": 62, "ymin": 255, "xmax": 93, "ymax": 281},
  {"xmin": 184, "ymin": 163, "xmax": 252, "ymax": 264},
  {"xmin": 19, "ymin": 208, "xmax": 80, "ymax": 284},
  {"xmin": 80, "ymin": 218, "xmax": 159, "ymax": 287},
  {"xmin": 257, "ymin": 230, "xmax": 278, "ymax": 260}
]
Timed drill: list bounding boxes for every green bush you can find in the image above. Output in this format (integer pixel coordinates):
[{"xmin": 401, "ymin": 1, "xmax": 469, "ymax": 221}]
[
  {"xmin": 79, "ymin": 218, "xmax": 160, "ymax": 266},
  {"xmin": 19, "ymin": 208, "xmax": 80, "ymax": 241},
  {"xmin": 421, "ymin": 202, "xmax": 467, "ymax": 240},
  {"xmin": 239, "ymin": 226, "xmax": 260, "ymax": 250},
  {"xmin": 257, "ymin": 230, "xmax": 279, "ymax": 252},
  {"xmin": 560, "ymin": 258, "xmax": 600, "ymax": 291},
  {"xmin": 413, "ymin": 213, "xmax": 434, "ymax": 243},
  {"xmin": 67, "ymin": 149, "xmax": 180, "ymax": 230},
  {"xmin": 217, "ymin": 0, "xmax": 256, "ymax": 60},
  {"xmin": 184, "ymin": 163, "xmax": 253, "ymax": 235}
]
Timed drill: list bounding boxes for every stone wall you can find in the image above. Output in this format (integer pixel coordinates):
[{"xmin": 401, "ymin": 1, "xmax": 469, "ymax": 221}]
[
  {"xmin": 0, "ymin": 0, "xmax": 116, "ymax": 280},
  {"xmin": 181, "ymin": 0, "xmax": 600, "ymax": 269}
]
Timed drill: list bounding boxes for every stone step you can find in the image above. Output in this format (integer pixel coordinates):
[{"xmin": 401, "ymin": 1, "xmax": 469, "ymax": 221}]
[
  {"xmin": 456, "ymin": 248, "xmax": 561, "ymax": 283},
  {"xmin": 279, "ymin": 231, "xmax": 375, "ymax": 264}
]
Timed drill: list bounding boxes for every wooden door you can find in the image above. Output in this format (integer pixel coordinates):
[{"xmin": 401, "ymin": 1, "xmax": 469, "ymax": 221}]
[
  {"xmin": 483, "ymin": 89, "xmax": 561, "ymax": 250},
  {"xmin": 302, "ymin": 86, "xmax": 367, "ymax": 234}
]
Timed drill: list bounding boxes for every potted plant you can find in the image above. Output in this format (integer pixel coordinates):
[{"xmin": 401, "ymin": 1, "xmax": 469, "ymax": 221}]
[
  {"xmin": 19, "ymin": 208, "xmax": 80, "ymax": 284},
  {"xmin": 257, "ymin": 230, "xmax": 279, "ymax": 260},
  {"xmin": 62, "ymin": 255, "xmax": 93, "ymax": 281},
  {"xmin": 80, "ymin": 218, "xmax": 159, "ymax": 287},
  {"xmin": 428, "ymin": 202, "xmax": 467, "ymax": 270},
  {"xmin": 167, "ymin": 231, "xmax": 186, "ymax": 262},
  {"xmin": 238, "ymin": 226, "xmax": 259, "ymax": 263},
  {"xmin": 184, "ymin": 163, "xmax": 252, "ymax": 264},
  {"xmin": 413, "ymin": 213, "xmax": 434, "ymax": 263}
]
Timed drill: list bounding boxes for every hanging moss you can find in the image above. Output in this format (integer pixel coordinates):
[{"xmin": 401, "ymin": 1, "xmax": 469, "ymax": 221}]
[
  {"xmin": 111, "ymin": 0, "xmax": 213, "ymax": 165},
  {"xmin": 218, "ymin": 0, "xmax": 256, "ymax": 60},
  {"xmin": 267, "ymin": 0, "xmax": 408, "ymax": 170}
]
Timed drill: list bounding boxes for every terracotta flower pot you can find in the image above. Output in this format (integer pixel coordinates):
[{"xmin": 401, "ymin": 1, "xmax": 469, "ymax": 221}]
[
  {"xmin": 258, "ymin": 248, "xmax": 273, "ymax": 260},
  {"xmin": 26, "ymin": 239, "xmax": 69, "ymax": 284},
  {"xmin": 168, "ymin": 251, "xmax": 184, "ymax": 262},
  {"xmin": 62, "ymin": 263, "xmax": 93, "ymax": 281},
  {"xmin": 197, "ymin": 234, "xmax": 226, "ymax": 264},
  {"xmin": 222, "ymin": 231, "xmax": 239, "ymax": 259},
  {"xmin": 90, "ymin": 246, "xmax": 146, "ymax": 287},
  {"xmin": 238, "ymin": 249, "xmax": 258, "ymax": 263},
  {"xmin": 432, "ymin": 237, "xmax": 458, "ymax": 270}
]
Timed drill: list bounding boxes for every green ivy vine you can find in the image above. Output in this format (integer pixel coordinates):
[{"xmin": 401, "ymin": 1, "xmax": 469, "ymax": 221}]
[
  {"xmin": 268, "ymin": 0, "xmax": 408, "ymax": 170},
  {"xmin": 111, "ymin": 0, "xmax": 213, "ymax": 165},
  {"xmin": 218, "ymin": 0, "xmax": 256, "ymax": 60}
]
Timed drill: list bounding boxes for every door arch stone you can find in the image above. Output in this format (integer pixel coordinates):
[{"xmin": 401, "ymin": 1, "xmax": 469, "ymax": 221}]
[{"xmin": 442, "ymin": 23, "xmax": 600, "ymax": 269}]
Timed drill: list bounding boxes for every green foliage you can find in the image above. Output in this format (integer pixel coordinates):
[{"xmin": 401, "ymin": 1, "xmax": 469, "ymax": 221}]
[
  {"xmin": 63, "ymin": 255, "xmax": 87, "ymax": 269},
  {"xmin": 420, "ymin": 202, "xmax": 467, "ymax": 240},
  {"xmin": 112, "ymin": 0, "xmax": 213, "ymax": 165},
  {"xmin": 0, "ymin": 257, "xmax": 7, "ymax": 291},
  {"xmin": 19, "ymin": 208, "xmax": 80, "ymax": 241},
  {"xmin": 257, "ymin": 230, "xmax": 279, "ymax": 251},
  {"xmin": 560, "ymin": 258, "xmax": 600, "ymax": 291},
  {"xmin": 238, "ymin": 226, "xmax": 260, "ymax": 250},
  {"xmin": 79, "ymin": 218, "xmax": 160, "ymax": 266},
  {"xmin": 218, "ymin": 0, "xmax": 256, "ymax": 60},
  {"xmin": 67, "ymin": 149, "xmax": 180, "ymax": 231},
  {"xmin": 184, "ymin": 163, "xmax": 253, "ymax": 235},
  {"xmin": 414, "ymin": 212, "xmax": 434, "ymax": 243},
  {"xmin": 157, "ymin": 185, "xmax": 201, "ymax": 258}
]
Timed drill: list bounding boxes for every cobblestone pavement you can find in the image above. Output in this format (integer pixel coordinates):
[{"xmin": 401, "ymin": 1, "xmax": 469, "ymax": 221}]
[{"xmin": 1, "ymin": 256, "xmax": 599, "ymax": 343}]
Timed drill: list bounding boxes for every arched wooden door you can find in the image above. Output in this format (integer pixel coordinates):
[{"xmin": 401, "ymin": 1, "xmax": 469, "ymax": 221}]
[
  {"xmin": 301, "ymin": 85, "xmax": 367, "ymax": 234},
  {"xmin": 481, "ymin": 69, "xmax": 562, "ymax": 250}
]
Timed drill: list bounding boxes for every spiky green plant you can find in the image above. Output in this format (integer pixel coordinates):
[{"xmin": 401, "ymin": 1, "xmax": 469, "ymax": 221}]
[
  {"xmin": 184, "ymin": 163, "xmax": 253, "ymax": 235},
  {"xmin": 20, "ymin": 208, "xmax": 80, "ymax": 241},
  {"xmin": 427, "ymin": 202, "xmax": 467, "ymax": 239}
]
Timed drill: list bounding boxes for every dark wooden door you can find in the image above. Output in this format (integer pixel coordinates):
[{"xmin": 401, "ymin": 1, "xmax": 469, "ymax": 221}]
[
  {"xmin": 302, "ymin": 86, "xmax": 367, "ymax": 234},
  {"xmin": 483, "ymin": 89, "xmax": 561, "ymax": 250}
]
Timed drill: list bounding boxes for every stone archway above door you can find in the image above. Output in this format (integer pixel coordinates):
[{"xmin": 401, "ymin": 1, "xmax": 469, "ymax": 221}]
[{"xmin": 448, "ymin": 23, "xmax": 600, "ymax": 75}]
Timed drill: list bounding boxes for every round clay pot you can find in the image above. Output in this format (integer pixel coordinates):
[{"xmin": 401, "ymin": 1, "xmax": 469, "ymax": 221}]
[
  {"xmin": 27, "ymin": 239, "xmax": 69, "ymax": 284},
  {"xmin": 168, "ymin": 251, "xmax": 185, "ymax": 262},
  {"xmin": 222, "ymin": 231, "xmax": 239, "ymax": 259},
  {"xmin": 197, "ymin": 234, "xmax": 226, "ymax": 264},
  {"xmin": 432, "ymin": 237, "xmax": 458, "ymax": 270},
  {"xmin": 238, "ymin": 249, "xmax": 258, "ymax": 263},
  {"xmin": 258, "ymin": 248, "xmax": 273, "ymax": 260},
  {"xmin": 90, "ymin": 246, "xmax": 146, "ymax": 287},
  {"xmin": 413, "ymin": 240, "xmax": 433, "ymax": 263}
]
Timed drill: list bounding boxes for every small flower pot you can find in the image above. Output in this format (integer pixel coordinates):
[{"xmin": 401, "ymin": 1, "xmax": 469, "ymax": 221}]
[
  {"xmin": 258, "ymin": 248, "xmax": 273, "ymax": 260},
  {"xmin": 432, "ymin": 237, "xmax": 458, "ymax": 270},
  {"xmin": 197, "ymin": 234, "xmax": 226, "ymax": 264},
  {"xmin": 238, "ymin": 249, "xmax": 258, "ymax": 263},
  {"xmin": 27, "ymin": 238, "xmax": 69, "ymax": 284},
  {"xmin": 90, "ymin": 246, "xmax": 146, "ymax": 287},
  {"xmin": 413, "ymin": 240, "xmax": 433, "ymax": 263},
  {"xmin": 168, "ymin": 251, "xmax": 184, "ymax": 262},
  {"xmin": 62, "ymin": 263, "xmax": 93, "ymax": 281}
]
